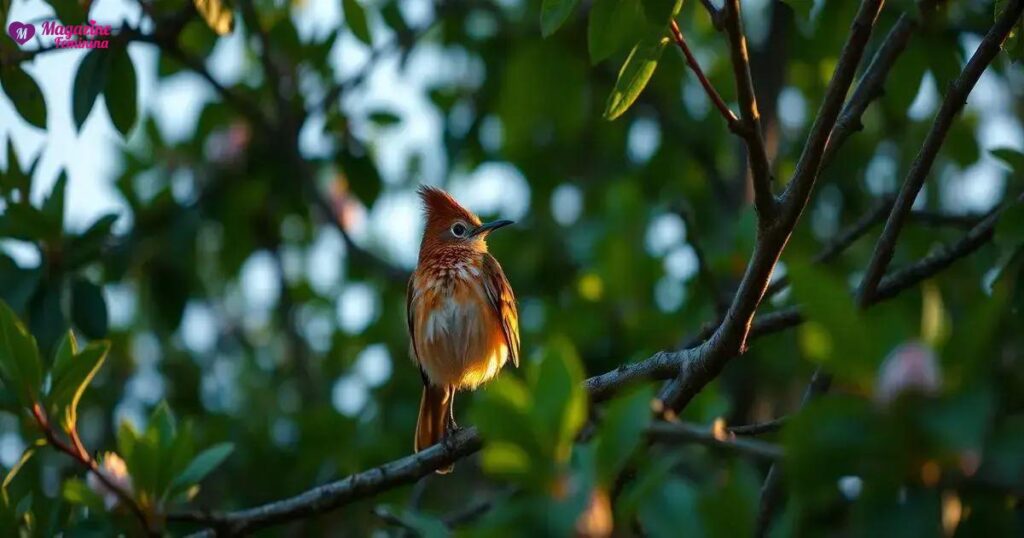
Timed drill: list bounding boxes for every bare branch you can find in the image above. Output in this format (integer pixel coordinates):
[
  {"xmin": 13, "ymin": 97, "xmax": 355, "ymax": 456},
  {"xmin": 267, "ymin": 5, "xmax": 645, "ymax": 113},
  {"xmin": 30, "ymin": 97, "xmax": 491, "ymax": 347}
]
[
  {"xmin": 820, "ymin": 0, "xmax": 948, "ymax": 168},
  {"xmin": 780, "ymin": 0, "xmax": 885, "ymax": 220},
  {"xmin": 647, "ymin": 421, "xmax": 783, "ymax": 461},
  {"xmin": 721, "ymin": 0, "xmax": 778, "ymax": 222},
  {"xmin": 728, "ymin": 417, "xmax": 787, "ymax": 436},
  {"xmin": 669, "ymin": 20, "xmax": 739, "ymax": 128},
  {"xmin": 857, "ymin": 0, "xmax": 1024, "ymax": 306}
]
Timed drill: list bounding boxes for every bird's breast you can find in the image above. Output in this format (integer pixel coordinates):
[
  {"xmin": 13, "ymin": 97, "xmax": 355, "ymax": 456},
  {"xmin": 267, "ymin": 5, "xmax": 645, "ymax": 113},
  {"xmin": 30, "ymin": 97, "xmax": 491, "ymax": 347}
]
[{"xmin": 412, "ymin": 262, "xmax": 509, "ymax": 390}]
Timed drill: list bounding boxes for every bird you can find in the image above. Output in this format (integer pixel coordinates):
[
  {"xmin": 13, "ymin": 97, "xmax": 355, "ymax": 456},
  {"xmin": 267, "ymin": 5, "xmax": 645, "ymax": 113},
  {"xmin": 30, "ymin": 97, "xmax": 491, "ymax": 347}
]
[{"xmin": 407, "ymin": 186, "xmax": 520, "ymax": 473}]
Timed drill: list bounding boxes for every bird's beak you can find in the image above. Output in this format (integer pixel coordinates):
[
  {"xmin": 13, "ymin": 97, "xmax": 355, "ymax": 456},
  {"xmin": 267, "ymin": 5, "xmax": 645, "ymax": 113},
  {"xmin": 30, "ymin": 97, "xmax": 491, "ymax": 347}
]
[{"xmin": 470, "ymin": 219, "xmax": 514, "ymax": 237}]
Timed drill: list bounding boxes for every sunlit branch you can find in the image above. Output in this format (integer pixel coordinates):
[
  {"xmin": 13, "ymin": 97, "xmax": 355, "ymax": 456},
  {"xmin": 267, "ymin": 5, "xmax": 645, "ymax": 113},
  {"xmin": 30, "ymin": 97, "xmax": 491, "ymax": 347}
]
[
  {"xmin": 720, "ymin": 0, "xmax": 778, "ymax": 222},
  {"xmin": 668, "ymin": 21, "xmax": 739, "ymax": 128}
]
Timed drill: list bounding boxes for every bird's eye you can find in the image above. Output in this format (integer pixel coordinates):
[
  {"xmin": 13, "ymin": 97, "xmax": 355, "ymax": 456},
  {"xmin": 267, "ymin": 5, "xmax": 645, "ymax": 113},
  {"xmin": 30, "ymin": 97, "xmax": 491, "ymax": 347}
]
[{"xmin": 451, "ymin": 223, "xmax": 467, "ymax": 237}]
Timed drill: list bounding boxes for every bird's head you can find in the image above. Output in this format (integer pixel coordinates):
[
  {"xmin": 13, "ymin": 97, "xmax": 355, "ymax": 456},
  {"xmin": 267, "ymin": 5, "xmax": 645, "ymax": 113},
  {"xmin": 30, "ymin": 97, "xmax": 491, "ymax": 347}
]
[{"xmin": 417, "ymin": 186, "xmax": 513, "ymax": 256}]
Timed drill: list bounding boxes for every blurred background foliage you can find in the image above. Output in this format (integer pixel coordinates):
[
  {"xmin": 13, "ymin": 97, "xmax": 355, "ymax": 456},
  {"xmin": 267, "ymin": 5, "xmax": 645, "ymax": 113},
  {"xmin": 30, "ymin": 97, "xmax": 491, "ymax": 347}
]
[{"xmin": 1, "ymin": 0, "xmax": 1024, "ymax": 535}]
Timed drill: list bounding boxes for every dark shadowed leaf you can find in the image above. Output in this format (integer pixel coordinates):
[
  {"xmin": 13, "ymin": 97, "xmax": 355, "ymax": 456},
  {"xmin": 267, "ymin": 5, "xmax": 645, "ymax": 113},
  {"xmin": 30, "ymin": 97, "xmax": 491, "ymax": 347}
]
[
  {"xmin": 594, "ymin": 385, "xmax": 652, "ymax": 486},
  {"xmin": 71, "ymin": 278, "xmax": 108, "ymax": 339},
  {"xmin": 342, "ymin": 0, "xmax": 372, "ymax": 45},
  {"xmin": 0, "ymin": 300, "xmax": 43, "ymax": 407},
  {"xmin": 40, "ymin": 173, "xmax": 66, "ymax": 230},
  {"xmin": 990, "ymin": 147, "xmax": 1024, "ymax": 176},
  {"xmin": 588, "ymin": 0, "xmax": 648, "ymax": 63},
  {"xmin": 72, "ymin": 50, "xmax": 110, "ymax": 132},
  {"xmin": 105, "ymin": 48, "xmax": 138, "ymax": 137},
  {"xmin": 0, "ymin": 66, "xmax": 47, "ymax": 129},
  {"xmin": 540, "ymin": 0, "xmax": 580, "ymax": 37}
]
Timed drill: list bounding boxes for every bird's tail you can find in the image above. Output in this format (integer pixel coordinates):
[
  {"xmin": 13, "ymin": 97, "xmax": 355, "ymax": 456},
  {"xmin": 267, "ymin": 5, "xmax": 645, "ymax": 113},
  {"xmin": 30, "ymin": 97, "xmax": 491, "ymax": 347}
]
[{"xmin": 415, "ymin": 384, "xmax": 454, "ymax": 474}]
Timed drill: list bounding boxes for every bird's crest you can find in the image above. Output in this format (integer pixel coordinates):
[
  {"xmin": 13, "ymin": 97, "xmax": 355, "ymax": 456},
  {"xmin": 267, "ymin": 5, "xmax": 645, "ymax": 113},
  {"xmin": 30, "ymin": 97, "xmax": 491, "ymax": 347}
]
[{"xmin": 418, "ymin": 186, "xmax": 481, "ymax": 228}]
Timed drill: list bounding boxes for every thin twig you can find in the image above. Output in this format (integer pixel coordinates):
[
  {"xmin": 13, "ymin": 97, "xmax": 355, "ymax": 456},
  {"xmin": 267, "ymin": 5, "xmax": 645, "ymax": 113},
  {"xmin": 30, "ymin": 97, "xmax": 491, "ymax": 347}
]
[
  {"xmin": 857, "ymin": 0, "xmax": 1024, "ymax": 307},
  {"xmin": 820, "ymin": 0, "xmax": 947, "ymax": 168},
  {"xmin": 669, "ymin": 20, "xmax": 739, "ymax": 128},
  {"xmin": 728, "ymin": 417, "xmax": 787, "ymax": 436},
  {"xmin": 647, "ymin": 421, "xmax": 783, "ymax": 460},
  {"xmin": 721, "ymin": 0, "xmax": 778, "ymax": 222},
  {"xmin": 31, "ymin": 404, "xmax": 156, "ymax": 536}
]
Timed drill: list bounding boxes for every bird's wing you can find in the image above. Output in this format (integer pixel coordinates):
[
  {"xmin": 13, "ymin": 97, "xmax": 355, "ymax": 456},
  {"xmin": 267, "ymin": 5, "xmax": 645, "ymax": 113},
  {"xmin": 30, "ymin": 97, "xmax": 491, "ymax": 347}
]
[
  {"xmin": 406, "ymin": 274, "xmax": 428, "ymax": 384},
  {"xmin": 482, "ymin": 254, "xmax": 520, "ymax": 368}
]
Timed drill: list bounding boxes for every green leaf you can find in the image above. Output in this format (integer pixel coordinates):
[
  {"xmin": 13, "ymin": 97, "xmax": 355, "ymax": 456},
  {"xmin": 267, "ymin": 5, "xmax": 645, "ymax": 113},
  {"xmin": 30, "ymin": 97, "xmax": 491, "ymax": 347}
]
[
  {"xmin": 0, "ymin": 203, "xmax": 59, "ymax": 241},
  {"xmin": 67, "ymin": 213, "xmax": 118, "ymax": 269},
  {"xmin": 72, "ymin": 50, "xmax": 110, "ymax": 132},
  {"xmin": 0, "ymin": 255, "xmax": 41, "ymax": 315},
  {"xmin": 1, "ymin": 445, "xmax": 36, "ymax": 492},
  {"xmin": 787, "ymin": 262, "xmax": 876, "ymax": 385},
  {"xmin": 40, "ymin": 173, "xmax": 66, "ymax": 230},
  {"xmin": 996, "ymin": 203, "xmax": 1024, "ymax": 250},
  {"xmin": 0, "ymin": 66, "xmax": 47, "ymax": 129},
  {"xmin": 194, "ymin": 0, "xmax": 235, "ymax": 35},
  {"xmin": 540, "ymin": 0, "xmax": 580, "ymax": 37},
  {"xmin": 70, "ymin": 278, "xmax": 108, "ymax": 339},
  {"xmin": 104, "ymin": 48, "xmax": 138, "ymax": 137},
  {"xmin": 594, "ymin": 385, "xmax": 652, "ymax": 486},
  {"xmin": 0, "ymin": 300, "xmax": 43, "ymax": 407},
  {"xmin": 588, "ymin": 0, "xmax": 648, "ymax": 63},
  {"xmin": 28, "ymin": 283, "xmax": 64, "ymax": 360},
  {"xmin": 343, "ymin": 0, "xmax": 372, "ymax": 46},
  {"xmin": 529, "ymin": 337, "xmax": 587, "ymax": 462},
  {"xmin": 637, "ymin": 478, "xmax": 704, "ymax": 537},
  {"xmin": 48, "ymin": 341, "xmax": 109, "ymax": 431},
  {"xmin": 990, "ymin": 147, "xmax": 1024, "ymax": 174},
  {"xmin": 45, "ymin": 0, "xmax": 87, "ymax": 25},
  {"xmin": 61, "ymin": 478, "xmax": 105, "ymax": 512},
  {"xmin": 49, "ymin": 330, "xmax": 78, "ymax": 389},
  {"xmin": 641, "ymin": 0, "xmax": 682, "ymax": 26},
  {"xmin": 603, "ymin": 37, "xmax": 668, "ymax": 120},
  {"xmin": 336, "ymin": 150, "xmax": 382, "ymax": 206},
  {"xmin": 167, "ymin": 443, "xmax": 234, "ymax": 492},
  {"xmin": 367, "ymin": 110, "xmax": 401, "ymax": 127}
]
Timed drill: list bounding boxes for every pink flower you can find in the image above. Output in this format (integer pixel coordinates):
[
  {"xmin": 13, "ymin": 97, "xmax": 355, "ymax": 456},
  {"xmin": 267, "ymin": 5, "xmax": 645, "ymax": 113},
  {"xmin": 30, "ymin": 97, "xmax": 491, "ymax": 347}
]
[
  {"xmin": 86, "ymin": 452, "xmax": 133, "ymax": 510},
  {"xmin": 875, "ymin": 342, "xmax": 942, "ymax": 405}
]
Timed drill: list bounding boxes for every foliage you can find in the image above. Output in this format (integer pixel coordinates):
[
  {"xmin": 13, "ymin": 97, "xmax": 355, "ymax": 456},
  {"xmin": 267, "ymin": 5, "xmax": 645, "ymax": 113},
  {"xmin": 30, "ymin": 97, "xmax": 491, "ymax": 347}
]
[{"xmin": 1, "ymin": 0, "xmax": 1023, "ymax": 535}]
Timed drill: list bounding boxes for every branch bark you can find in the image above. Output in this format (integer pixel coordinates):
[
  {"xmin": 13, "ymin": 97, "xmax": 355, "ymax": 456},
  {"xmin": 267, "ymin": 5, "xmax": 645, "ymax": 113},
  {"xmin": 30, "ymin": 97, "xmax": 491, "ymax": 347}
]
[
  {"xmin": 857, "ymin": 0, "xmax": 1024, "ymax": 307},
  {"xmin": 721, "ymin": 0, "xmax": 778, "ymax": 221}
]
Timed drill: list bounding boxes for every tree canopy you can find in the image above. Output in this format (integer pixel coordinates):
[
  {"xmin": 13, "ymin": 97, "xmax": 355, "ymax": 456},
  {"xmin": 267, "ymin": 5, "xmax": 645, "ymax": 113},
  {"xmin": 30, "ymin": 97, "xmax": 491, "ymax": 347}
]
[{"xmin": 1, "ymin": 0, "xmax": 1023, "ymax": 536}]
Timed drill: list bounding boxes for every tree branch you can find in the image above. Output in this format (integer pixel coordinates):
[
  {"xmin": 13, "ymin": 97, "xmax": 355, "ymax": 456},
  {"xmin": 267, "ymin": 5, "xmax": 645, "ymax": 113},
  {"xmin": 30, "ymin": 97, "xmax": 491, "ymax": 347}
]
[
  {"xmin": 857, "ymin": 0, "xmax": 1024, "ymax": 307},
  {"xmin": 721, "ymin": 0, "xmax": 778, "ymax": 222},
  {"xmin": 31, "ymin": 404, "xmax": 156, "ymax": 536},
  {"xmin": 669, "ymin": 20, "xmax": 739, "ymax": 128},
  {"xmin": 780, "ymin": 0, "xmax": 885, "ymax": 220},
  {"xmin": 728, "ymin": 417, "xmax": 787, "ymax": 436},
  {"xmin": 647, "ymin": 421, "xmax": 783, "ymax": 461},
  {"xmin": 167, "ymin": 191, "xmax": 1018, "ymax": 535},
  {"xmin": 819, "ymin": 0, "xmax": 947, "ymax": 168}
]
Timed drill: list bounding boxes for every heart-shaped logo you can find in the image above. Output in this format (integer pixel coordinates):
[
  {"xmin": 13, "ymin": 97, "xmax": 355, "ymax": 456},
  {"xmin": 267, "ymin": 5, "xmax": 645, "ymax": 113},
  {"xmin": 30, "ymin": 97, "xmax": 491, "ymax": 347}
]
[{"xmin": 7, "ymin": 22, "xmax": 35, "ymax": 46}]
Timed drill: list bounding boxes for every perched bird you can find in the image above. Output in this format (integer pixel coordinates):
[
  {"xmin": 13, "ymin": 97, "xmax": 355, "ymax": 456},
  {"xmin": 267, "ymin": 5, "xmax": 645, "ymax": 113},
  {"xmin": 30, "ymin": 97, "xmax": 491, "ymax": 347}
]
[{"xmin": 407, "ymin": 186, "xmax": 520, "ymax": 473}]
